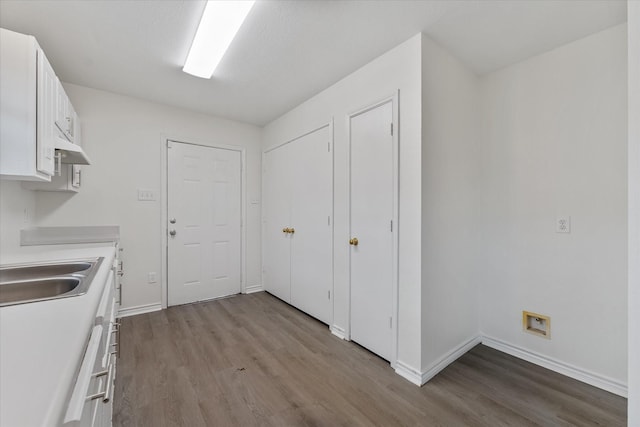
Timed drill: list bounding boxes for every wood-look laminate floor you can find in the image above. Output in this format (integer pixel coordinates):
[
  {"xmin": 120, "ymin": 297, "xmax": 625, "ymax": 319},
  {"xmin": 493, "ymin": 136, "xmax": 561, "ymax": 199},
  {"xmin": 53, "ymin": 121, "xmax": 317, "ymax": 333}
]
[{"xmin": 113, "ymin": 292, "xmax": 626, "ymax": 426}]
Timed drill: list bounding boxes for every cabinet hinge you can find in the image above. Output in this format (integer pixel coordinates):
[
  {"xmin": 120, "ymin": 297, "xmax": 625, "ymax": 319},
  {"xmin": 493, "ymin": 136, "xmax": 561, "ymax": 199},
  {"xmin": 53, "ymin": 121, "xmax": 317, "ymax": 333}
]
[
  {"xmin": 390, "ymin": 123, "xmax": 393, "ymax": 136},
  {"xmin": 328, "ymin": 215, "xmax": 331, "ymax": 226},
  {"xmin": 390, "ymin": 220, "xmax": 393, "ymax": 232}
]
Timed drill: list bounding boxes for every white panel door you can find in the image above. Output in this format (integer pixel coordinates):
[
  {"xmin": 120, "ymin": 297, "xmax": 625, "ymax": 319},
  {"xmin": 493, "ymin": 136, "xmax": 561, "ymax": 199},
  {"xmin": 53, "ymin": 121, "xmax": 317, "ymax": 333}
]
[
  {"xmin": 350, "ymin": 101, "xmax": 394, "ymax": 361},
  {"xmin": 263, "ymin": 145, "xmax": 292, "ymax": 302},
  {"xmin": 290, "ymin": 126, "xmax": 332, "ymax": 324},
  {"xmin": 168, "ymin": 141, "xmax": 242, "ymax": 306}
]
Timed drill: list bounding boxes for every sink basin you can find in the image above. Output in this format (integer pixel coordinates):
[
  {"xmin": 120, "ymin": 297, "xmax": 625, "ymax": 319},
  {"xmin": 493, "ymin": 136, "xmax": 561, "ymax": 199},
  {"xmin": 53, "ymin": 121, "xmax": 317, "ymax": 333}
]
[
  {"xmin": 0, "ymin": 257, "xmax": 104, "ymax": 307},
  {"xmin": 0, "ymin": 262, "xmax": 92, "ymax": 282},
  {"xmin": 0, "ymin": 278, "xmax": 80, "ymax": 305}
]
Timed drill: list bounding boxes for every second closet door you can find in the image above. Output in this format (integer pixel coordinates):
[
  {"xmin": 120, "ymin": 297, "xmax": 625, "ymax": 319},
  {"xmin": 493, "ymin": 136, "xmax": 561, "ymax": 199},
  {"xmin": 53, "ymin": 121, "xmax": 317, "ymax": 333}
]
[{"xmin": 290, "ymin": 126, "xmax": 332, "ymax": 324}]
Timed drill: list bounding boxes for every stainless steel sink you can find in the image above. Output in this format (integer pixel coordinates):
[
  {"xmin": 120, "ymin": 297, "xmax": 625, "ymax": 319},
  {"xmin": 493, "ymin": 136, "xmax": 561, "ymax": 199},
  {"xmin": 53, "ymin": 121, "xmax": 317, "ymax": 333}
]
[
  {"xmin": 0, "ymin": 277, "xmax": 80, "ymax": 305},
  {"xmin": 0, "ymin": 257, "xmax": 104, "ymax": 307},
  {"xmin": 0, "ymin": 261, "xmax": 92, "ymax": 282}
]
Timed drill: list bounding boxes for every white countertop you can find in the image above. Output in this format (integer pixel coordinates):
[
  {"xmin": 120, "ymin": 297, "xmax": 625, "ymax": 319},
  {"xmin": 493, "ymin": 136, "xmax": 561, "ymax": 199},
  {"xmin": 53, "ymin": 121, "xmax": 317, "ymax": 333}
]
[{"xmin": 0, "ymin": 244, "xmax": 117, "ymax": 427}]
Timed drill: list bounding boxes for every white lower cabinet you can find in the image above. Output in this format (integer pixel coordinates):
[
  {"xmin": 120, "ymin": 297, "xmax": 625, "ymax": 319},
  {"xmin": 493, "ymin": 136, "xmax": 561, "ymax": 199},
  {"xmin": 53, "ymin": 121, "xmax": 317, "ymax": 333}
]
[
  {"xmin": 263, "ymin": 125, "xmax": 333, "ymax": 324},
  {"xmin": 64, "ymin": 269, "xmax": 117, "ymax": 427}
]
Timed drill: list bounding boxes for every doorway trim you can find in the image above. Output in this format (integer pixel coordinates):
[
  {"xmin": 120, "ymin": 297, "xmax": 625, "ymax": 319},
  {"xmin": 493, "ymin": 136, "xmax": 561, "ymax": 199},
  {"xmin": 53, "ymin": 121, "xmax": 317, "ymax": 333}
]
[
  {"xmin": 161, "ymin": 136, "xmax": 247, "ymax": 309},
  {"xmin": 347, "ymin": 91, "xmax": 400, "ymax": 368}
]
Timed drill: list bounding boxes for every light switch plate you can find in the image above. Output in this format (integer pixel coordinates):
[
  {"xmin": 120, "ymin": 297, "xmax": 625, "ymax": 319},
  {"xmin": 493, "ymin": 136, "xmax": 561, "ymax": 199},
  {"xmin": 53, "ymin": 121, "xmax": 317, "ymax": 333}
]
[{"xmin": 138, "ymin": 189, "xmax": 156, "ymax": 201}]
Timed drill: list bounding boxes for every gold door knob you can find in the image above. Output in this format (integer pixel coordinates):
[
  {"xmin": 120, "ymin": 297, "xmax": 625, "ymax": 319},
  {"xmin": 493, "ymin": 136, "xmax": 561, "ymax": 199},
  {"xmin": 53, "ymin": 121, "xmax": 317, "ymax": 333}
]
[
  {"xmin": 349, "ymin": 237, "xmax": 359, "ymax": 246},
  {"xmin": 283, "ymin": 228, "xmax": 288, "ymax": 233},
  {"xmin": 290, "ymin": 228, "xmax": 295, "ymax": 234}
]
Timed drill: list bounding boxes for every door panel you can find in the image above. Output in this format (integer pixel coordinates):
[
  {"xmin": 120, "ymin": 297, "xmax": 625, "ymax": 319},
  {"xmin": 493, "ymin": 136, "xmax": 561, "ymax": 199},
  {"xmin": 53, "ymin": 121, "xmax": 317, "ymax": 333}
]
[
  {"xmin": 263, "ymin": 146, "xmax": 292, "ymax": 302},
  {"xmin": 350, "ymin": 101, "xmax": 394, "ymax": 361},
  {"xmin": 36, "ymin": 49, "xmax": 56, "ymax": 175},
  {"xmin": 290, "ymin": 126, "xmax": 332, "ymax": 324},
  {"xmin": 168, "ymin": 141, "xmax": 241, "ymax": 306}
]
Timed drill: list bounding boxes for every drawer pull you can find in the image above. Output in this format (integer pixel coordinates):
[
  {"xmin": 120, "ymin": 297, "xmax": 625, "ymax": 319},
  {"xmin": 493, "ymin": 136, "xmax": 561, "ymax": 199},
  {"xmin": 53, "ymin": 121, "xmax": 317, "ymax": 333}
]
[
  {"xmin": 92, "ymin": 369, "xmax": 108, "ymax": 378},
  {"xmin": 87, "ymin": 362, "xmax": 114, "ymax": 403}
]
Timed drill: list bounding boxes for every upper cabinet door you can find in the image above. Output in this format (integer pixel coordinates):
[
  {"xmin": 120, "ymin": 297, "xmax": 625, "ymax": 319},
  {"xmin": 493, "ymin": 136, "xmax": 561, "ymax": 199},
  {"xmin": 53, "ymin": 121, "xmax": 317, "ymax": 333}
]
[
  {"xmin": 36, "ymin": 48, "xmax": 56, "ymax": 176},
  {"xmin": 55, "ymin": 81, "xmax": 76, "ymax": 142}
]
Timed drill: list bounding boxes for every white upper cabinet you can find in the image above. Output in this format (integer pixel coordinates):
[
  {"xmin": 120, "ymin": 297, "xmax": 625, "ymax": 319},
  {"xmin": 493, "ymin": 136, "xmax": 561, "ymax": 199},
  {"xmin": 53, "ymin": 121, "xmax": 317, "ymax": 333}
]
[
  {"xmin": 0, "ymin": 28, "xmax": 86, "ymax": 182},
  {"xmin": 0, "ymin": 28, "xmax": 57, "ymax": 180},
  {"xmin": 23, "ymin": 81, "xmax": 85, "ymax": 192}
]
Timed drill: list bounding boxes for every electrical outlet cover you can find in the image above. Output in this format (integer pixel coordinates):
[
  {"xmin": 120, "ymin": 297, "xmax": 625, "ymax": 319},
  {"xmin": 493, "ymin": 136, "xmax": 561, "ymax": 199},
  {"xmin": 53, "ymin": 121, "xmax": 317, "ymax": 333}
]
[{"xmin": 556, "ymin": 216, "xmax": 571, "ymax": 233}]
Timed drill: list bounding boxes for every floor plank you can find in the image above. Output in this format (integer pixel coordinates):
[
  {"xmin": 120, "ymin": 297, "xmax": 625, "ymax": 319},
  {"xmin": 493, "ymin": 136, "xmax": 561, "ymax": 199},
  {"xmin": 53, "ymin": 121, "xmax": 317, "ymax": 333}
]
[{"xmin": 113, "ymin": 292, "xmax": 627, "ymax": 426}]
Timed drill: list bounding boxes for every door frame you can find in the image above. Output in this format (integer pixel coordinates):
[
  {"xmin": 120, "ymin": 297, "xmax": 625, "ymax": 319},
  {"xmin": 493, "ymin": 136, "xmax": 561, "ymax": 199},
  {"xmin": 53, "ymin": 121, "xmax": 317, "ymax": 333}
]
[
  {"xmin": 161, "ymin": 137, "xmax": 247, "ymax": 309},
  {"xmin": 261, "ymin": 120, "xmax": 334, "ymax": 326},
  {"xmin": 347, "ymin": 92, "xmax": 399, "ymax": 368}
]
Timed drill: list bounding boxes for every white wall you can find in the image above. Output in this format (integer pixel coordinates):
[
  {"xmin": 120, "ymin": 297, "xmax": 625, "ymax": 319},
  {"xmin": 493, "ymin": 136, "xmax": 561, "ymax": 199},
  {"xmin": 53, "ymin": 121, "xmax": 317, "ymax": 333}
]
[
  {"xmin": 420, "ymin": 36, "xmax": 481, "ymax": 373},
  {"xmin": 34, "ymin": 84, "xmax": 262, "ymax": 310},
  {"xmin": 263, "ymin": 34, "xmax": 424, "ymax": 370},
  {"xmin": 479, "ymin": 24, "xmax": 628, "ymax": 388},
  {"xmin": 628, "ymin": 0, "xmax": 640, "ymax": 423},
  {"xmin": 0, "ymin": 181, "xmax": 36, "ymax": 258}
]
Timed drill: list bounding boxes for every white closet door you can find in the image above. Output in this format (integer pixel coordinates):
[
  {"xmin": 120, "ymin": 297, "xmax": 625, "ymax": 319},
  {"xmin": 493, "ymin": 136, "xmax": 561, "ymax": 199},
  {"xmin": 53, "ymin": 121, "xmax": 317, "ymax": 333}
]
[
  {"xmin": 168, "ymin": 141, "xmax": 242, "ymax": 306},
  {"xmin": 263, "ymin": 146, "xmax": 292, "ymax": 302},
  {"xmin": 290, "ymin": 126, "xmax": 332, "ymax": 324},
  {"xmin": 350, "ymin": 101, "xmax": 394, "ymax": 361}
]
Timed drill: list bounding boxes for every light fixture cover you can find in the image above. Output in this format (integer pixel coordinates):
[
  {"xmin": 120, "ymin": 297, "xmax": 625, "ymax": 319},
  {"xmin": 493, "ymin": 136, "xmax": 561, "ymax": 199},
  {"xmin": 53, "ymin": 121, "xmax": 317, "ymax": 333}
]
[{"xmin": 183, "ymin": 0, "xmax": 255, "ymax": 79}]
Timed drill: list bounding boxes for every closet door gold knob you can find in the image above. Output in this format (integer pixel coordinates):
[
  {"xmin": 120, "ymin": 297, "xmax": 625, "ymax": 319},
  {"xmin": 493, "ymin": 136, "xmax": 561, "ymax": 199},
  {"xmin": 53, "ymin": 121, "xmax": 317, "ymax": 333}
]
[
  {"xmin": 290, "ymin": 228, "xmax": 295, "ymax": 234},
  {"xmin": 283, "ymin": 228, "xmax": 288, "ymax": 233},
  {"xmin": 349, "ymin": 237, "xmax": 359, "ymax": 246}
]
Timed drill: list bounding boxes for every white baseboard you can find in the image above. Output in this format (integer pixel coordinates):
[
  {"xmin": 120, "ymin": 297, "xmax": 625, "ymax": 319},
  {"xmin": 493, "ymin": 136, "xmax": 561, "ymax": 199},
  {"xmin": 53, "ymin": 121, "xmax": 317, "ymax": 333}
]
[
  {"xmin": 330, "ymin": 325, "xmax": 347, "ymax": 340},
  {"xmin": 482, "ymin": 335, "xmax": 628, "ymax": 397},
  {"xmin": 421, "ymin": 335, "xmax": 482, "ymax": 385},
  {"xmin": 244, "ymin": 284, "xmax": 263, "ymax": 294},
  {"xmin": 117, "ymin": 302, "xmax": 162, "ymax": 318},
  {"xmin": 395, "ymin": 360, "xmax": 423, "ymax": 386}
]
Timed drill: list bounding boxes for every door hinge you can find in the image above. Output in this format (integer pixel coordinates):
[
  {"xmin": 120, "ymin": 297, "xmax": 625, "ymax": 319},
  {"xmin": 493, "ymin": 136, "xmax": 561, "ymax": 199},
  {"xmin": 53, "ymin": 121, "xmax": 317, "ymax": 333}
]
[
  {"xmin": 328, "ymin": 290, "xmax": 331, "ymax": 300},
  {"xmin": 328, "ymin": 215, "xmax": 331, "ymax": 226},
  {"xmin": 328, "ymin": 141, "xmax": 331, "ymax": 152},
  {"xmin": 390, "ymin": 123, "xmax": 393, "ymax": 136},
  {"xmin": 389, "ymin": 317, "xmax": 393, "ymax": 328},
  {"xmin": 390, "ymin": 220, "xmax": 393, "ymax": 232}
]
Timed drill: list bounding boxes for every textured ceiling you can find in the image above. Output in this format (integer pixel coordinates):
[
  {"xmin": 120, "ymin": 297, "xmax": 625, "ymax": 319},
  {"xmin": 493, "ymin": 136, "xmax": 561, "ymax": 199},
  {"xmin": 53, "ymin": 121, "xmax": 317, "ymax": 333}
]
[{"xmin": 0, "ymin": 0, "xmax": 627, "ymax": 126}]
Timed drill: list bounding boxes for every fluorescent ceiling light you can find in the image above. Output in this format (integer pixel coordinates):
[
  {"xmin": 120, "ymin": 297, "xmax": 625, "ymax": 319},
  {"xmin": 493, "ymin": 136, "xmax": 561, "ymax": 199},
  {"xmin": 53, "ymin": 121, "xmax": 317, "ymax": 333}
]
[{"xmin": 183, "ymin": 0, "xmax": 255, "ymax": 79}]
